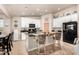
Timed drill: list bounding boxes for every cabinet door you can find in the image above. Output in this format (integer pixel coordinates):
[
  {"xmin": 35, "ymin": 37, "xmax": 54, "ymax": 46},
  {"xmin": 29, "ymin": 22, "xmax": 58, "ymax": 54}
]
[
  {"xmin": 21, "ymin": 33, "xmax": 27, "ymax": 40},
  {"xmin": 53, "ymin": 18, "xmax": 62, "ymax": 28},
  {"xmin": 71, "ymin": 14, "xmax": 78, "ymax": 21},
  {"xmin": 44, "ymin": 23, "xmax": 49, "ymax": 32},
  {"xmin": 53, "ymin": 18, "xmax": 59, "ymax": 27}
]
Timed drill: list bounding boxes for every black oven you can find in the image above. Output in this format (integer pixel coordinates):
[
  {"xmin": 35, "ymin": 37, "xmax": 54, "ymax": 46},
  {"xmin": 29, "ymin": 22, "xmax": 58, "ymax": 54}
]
[{"xmin": 63, "ymin": 21, "xmax": 77, "ymax": 44}]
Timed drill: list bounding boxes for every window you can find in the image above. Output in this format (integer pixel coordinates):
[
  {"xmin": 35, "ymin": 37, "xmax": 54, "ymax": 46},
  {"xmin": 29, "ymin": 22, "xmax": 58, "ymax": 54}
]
[{"xmin": 0, "ymin": 19, "xmax": 4, "ymax": 27}]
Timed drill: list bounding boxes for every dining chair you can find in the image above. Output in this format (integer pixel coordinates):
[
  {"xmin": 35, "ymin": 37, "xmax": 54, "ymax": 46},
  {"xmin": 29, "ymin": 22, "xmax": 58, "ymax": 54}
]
[
  {"xmin": 2, "ymin": 33, "xmax": 12, "ymax": 55},
  {"xmin": 52, "ymin": 32, "xmax": 61, "ymax": 51},
  {"xmin": 10, "ymin": 32, "xmax": 14, "ymax": 47},
  {"xmin": 0, "ymin": 37, "xmax": 5, "ymax": 55}
]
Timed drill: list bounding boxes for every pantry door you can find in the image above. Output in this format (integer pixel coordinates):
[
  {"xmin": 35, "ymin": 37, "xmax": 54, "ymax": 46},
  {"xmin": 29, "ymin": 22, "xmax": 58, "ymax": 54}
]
[{"xmin": 44, "ymin": 17, "xmax": 49, "ymax": 32}]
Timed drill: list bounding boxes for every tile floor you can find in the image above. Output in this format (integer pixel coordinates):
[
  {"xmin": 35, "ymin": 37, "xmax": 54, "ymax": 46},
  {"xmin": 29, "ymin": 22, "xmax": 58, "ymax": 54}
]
[{"xmin": 9, "ymin": 40, "xmax": 76, "ymax": 55}]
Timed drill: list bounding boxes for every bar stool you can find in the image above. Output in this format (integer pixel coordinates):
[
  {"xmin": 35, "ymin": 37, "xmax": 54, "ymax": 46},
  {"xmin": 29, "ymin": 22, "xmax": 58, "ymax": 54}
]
[
  {"xmin": 37, "ymin": 33, "xmax": 46, "ymax": 55},
  {"xmin": 53, "ymin": 32, "xmax": 61, "ymax": 51}
]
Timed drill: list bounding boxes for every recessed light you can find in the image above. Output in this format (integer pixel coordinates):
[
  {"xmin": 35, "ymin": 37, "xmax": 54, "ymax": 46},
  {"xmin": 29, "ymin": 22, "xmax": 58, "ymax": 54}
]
[
  {"xmin": 32, "ymin": 13, "xmax": 34, "ymax": 15},
  {"xmin": 36, "ymin": 8, "xmax": 40, "ymax": 11},
  {"xmin": 22, "ymin": 12, "xmax": 25, "ymax": 15},
  {"xmin": 58, "ymin": 8, "xmax": 60, "ymax": 10}
]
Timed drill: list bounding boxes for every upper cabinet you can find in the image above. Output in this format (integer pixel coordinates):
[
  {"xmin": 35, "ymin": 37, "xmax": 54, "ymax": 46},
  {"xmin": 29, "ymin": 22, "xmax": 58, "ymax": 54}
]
[{"xmin": 53, "ymin": 13, "xmax": 78, "ymax": 28}]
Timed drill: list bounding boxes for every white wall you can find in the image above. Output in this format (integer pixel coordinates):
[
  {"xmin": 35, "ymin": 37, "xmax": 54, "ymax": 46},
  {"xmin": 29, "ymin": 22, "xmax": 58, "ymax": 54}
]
[
  {"xmin": 0, "ymin": 5, "xmax": 11, "ymax": 34},
  {"xmin": 12, "ymin": 17, "xmax": 21, "ymax": 41},
  {"xmin": 0, "ymin": 15, "xmax": 12, "ymax": 34}
]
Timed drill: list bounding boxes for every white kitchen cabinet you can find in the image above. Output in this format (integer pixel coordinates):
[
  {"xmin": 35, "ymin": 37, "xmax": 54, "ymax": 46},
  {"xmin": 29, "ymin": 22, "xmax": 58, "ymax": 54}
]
[
  {"xmin": 21, "ymin": 32, "xmax": 27, "ymax": 40},
  {"xmin": 53, "ymin": 14, "xmax": 78, "ymax": 28}
]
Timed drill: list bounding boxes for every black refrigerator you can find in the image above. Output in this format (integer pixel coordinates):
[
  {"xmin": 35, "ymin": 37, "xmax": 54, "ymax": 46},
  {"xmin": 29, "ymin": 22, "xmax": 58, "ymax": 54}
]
[{"xmin": 63, "ymin": 21, "xmax": 77, "ymax": 44}]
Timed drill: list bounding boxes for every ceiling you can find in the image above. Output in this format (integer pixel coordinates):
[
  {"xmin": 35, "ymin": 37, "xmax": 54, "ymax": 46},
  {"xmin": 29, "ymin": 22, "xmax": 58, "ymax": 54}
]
[{"xmin": 3, "ymin": 4, "xmax": 76, "ymax": 17}]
